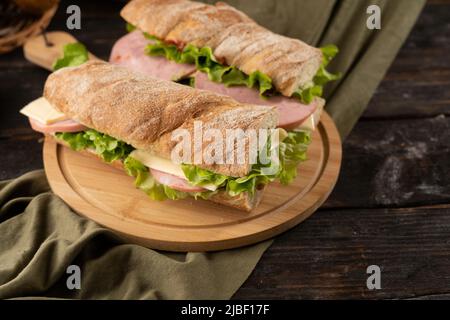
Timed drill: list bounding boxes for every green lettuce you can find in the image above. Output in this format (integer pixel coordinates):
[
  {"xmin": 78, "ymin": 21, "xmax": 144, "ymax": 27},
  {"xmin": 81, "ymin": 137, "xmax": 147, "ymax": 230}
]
[
  {"xmin": 55, "ymin": 129, "xmax": 133, "ymax": 162},
  {"xmin": 123, "ymin": 156, "xmax": 187, "ymax": 200},
  {"xmin": 181, "ymin": 163, "xmax": 274, "ymax": 197},
  {"xmin": 277, "ymin": 130, "xmax": 311, "ymax": 184},
  {"xmin": 52, "ymin": 43, "xmax": 89, "ymax": 71},
  {"xmin": 126, "ymin": 22, "xmax": 136, "ymax": 33},
  {"xmin": 293, "ymin": 45, "xmax": 342, "ymax": 104},
  {"xmin": 146, "ymin": 41, "xmax": 274, "ymax": 96},
  {"xmin": 123, "ymin": 156, "xmax": 215, "ymax": 201},
  {"xmin": 180, "ymin": 130, "xmax": 311, "ymax": 196}
]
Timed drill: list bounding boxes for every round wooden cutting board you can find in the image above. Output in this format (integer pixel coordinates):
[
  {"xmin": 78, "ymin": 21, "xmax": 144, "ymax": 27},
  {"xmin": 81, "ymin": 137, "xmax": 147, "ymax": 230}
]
[{"xmin": 43, "ymin": 112, "xmax": 341, "ymax": 252}]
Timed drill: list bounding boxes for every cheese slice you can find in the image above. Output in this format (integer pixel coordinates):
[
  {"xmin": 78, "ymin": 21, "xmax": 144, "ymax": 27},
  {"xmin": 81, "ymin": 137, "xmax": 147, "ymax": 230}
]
[
  {"xmin": 130, "ymin": 150, "xmax": 218, "ymax": 192},
  {"xmin": 296, "ymin": 102, "xmax": 323, "ymax": 131},
  {"xmin": 20, "ymin": 97, "xmax": 68, "ymax": 125}
]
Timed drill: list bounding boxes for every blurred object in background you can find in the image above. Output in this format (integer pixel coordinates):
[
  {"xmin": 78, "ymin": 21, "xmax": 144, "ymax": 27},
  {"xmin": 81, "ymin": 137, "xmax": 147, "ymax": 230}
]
[
  {"xmin": 14, "ymin": 0, "xmax": 58, "ymax": 14},
  {"xmin": 0, "ymin": 0, "xmax": 59, "ymax": 54}
]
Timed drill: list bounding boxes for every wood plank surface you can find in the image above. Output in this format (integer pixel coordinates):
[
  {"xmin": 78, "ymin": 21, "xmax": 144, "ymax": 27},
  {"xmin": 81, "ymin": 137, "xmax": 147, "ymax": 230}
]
[
  {"xmin": 362, "ymin": 1, "xmax": 450, "ymax": 119},
  {"xmin": 325, "ymin": 115, "xmax": 450, "ymax": 209},
  {"xmin": 234, "ymin": 206, "xmax": 450, "ymax": 299}
]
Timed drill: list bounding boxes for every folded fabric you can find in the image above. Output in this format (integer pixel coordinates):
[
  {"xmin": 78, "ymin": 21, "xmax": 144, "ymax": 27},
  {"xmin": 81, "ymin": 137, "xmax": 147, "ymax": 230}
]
[{"xmin": 0, "ymin": 170, "xmax": 271, "ymax": 299}]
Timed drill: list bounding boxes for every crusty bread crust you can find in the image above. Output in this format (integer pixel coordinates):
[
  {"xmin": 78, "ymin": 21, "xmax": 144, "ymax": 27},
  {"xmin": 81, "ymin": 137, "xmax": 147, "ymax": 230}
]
[
  {"xmin": 208, "ymin": 184, "xmax": 266, "ymax": 212},
  {"xmin": 44, "ymin": 61, "xmax": 277, "ymax": 177},
  {"xmin": 121, "ymin": 0, "xmax": 323, "ymax": 97},
  {"xmin": 51, "ymin": 135, "xmax": 263, "ymax": 211}
]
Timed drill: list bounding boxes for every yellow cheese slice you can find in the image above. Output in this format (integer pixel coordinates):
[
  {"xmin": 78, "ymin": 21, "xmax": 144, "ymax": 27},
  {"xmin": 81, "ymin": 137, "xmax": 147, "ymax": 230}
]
[
  {"xmin": 130, "ymin": 150, "xmax": 218, "ymax": 192},
  {"xmin": 296, "ymin": 102, "xmax": 323, "ymax": 131},
  {"xmin": 20, "ymin": 97, "xmax": 68, "ymax": 125}
]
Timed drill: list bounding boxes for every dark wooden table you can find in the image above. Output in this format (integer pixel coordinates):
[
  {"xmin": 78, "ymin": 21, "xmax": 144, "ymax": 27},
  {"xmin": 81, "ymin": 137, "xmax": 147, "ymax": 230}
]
[{"xmin": 1, "ymin": 0, "xmax": 449, "ymax": 299}]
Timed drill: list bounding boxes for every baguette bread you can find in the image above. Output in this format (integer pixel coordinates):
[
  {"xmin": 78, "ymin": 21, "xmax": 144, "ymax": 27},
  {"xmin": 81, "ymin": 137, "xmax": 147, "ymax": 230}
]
[
  {"xmin": 121, "ymin": 0, "xmax": 323, "ymax": 97},
  {"xmin": 44, "ymin": 61, "xmax": 278, "ymax": 177},
  {"xmin": 51, "ymin": 135, "xmax": 264, "ymax": 211}
]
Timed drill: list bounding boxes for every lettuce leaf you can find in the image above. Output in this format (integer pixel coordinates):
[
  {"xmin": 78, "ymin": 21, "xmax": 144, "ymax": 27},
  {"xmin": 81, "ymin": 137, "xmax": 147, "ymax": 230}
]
[
  {"xmin": 124, "ymin": 156, "xmax": 215, "ymax": 201},
  {"xmin": 180, "ymin": 130, "xmax": 311, "ymax": 196},
  {"xmin": 124, "ymin": 157, "xmax": 173, "ymax": 200},
  {"xmin": 126, "ymin": 22, "xmax": 136, "ymax": 33},
  {"xmin": 181, "ymin": 163, "xmax": 277, "ymax": 197},
  {"xmin": 52, "ymin": 43, "xmax": 89, "ymax": 71},
  {"xmin": 277, "ymin": 130, "xmax": 311, "ymax": 184},
  {"xmin": 146, "ymin": 41, "xmax": 274, "ymax": 96},
  {"xmin": 293, "ymin": 45, "xmax": 342, "ymax": 104},
  {"xmin": 55, "ymin": 129, "xmax": 133, "ymax": 162}
]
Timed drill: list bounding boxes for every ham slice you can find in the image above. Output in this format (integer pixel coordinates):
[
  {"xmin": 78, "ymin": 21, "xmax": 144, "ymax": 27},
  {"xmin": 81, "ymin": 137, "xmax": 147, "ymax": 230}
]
[
  {"xmin": 109, "ymin": 31, "xmax": 317, "ymax": 129},
  {"xmin": 29, "ymin": 118, "xmax": 87, "ymax": 134},
  {"xmin": 194, "ymin": 72, "xmax": 318, "ymax": 129},
  {"xmin": 150, "ymin": 168, "xmax": 206, "ymax": 193},
  {"xmin": 110, "ymin": 31, "xmax": 196, "ymax": 81}
]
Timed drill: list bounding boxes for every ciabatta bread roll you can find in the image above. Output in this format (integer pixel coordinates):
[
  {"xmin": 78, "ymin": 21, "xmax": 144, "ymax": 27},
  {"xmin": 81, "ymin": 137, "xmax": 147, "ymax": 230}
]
[
  {"xmin": 121, "ymin": 0, "xmax": 323, "ymax": 97},
  {"xmin": 44, "ymin": 61, "xmax": 278, "ymax": 177}
]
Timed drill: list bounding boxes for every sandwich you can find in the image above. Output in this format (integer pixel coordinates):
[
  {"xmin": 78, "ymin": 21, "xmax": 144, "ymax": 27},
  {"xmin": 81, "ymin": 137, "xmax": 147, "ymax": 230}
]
[
  {"xmin": 20, "ymin": 61, "xmax": 311, "ymax": 211},
  {"xmin": 110, "ymin": 0, "xmax": 340, "ymax": 133},
  {"xmin": 109, "ymin": 0, "xmax": 340, "ymax": 194}
]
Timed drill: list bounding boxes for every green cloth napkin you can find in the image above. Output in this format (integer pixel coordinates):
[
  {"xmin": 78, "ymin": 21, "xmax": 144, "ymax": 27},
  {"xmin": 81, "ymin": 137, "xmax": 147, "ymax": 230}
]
[
  {"xmin": 0, "ymin": 171, "xmax": 271, "ymax": 299},
  {"xmin": 0, "ymin": 0, "xmax": 424, "ymax": 299}
]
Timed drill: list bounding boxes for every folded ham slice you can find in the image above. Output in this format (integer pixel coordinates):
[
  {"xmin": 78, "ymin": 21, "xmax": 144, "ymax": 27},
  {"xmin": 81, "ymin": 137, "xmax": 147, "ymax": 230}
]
[
  {"xmin": 110, "ymin": 31, "xmax": 196, "ymax": 81},
  {"xmin": 109, "ymin": 31, "xmax": 317, "ymax": 129},
  {"xmin": 29, "ymin": 118, "xmax": 87, "ymax": 134},
  {"xmin": 150, "ymin": 168, "xmax": 206, "ymax": 193},
  {"xmin": 194, "ymin": 72, "xmax": 318, "ymax": 130}
]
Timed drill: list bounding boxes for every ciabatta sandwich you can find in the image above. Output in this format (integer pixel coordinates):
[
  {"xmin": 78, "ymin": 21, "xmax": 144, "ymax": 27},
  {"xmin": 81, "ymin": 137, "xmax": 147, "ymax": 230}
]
[{"xmin": 111, "ymin": 0, "xmax": 340, "ymax": 133}]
